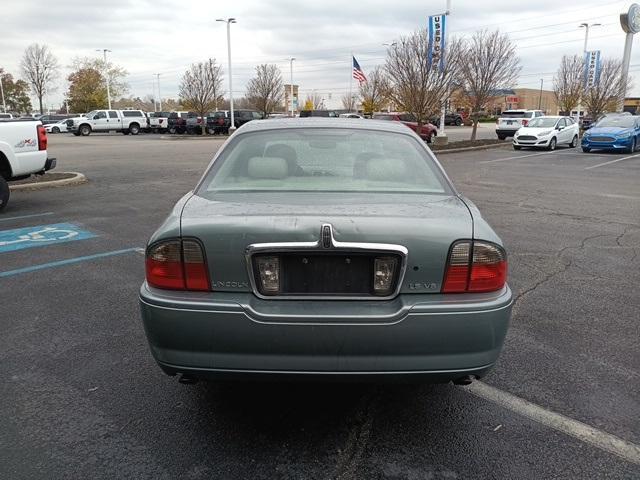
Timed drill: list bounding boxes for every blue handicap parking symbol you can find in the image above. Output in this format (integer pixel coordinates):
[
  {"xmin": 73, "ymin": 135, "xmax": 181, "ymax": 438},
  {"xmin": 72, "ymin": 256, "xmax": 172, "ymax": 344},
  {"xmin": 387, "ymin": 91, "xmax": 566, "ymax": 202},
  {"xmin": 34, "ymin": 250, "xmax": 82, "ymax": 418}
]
[{"xmin": 0, "ymin": 223, "xmax": 96, "ymax": 254}]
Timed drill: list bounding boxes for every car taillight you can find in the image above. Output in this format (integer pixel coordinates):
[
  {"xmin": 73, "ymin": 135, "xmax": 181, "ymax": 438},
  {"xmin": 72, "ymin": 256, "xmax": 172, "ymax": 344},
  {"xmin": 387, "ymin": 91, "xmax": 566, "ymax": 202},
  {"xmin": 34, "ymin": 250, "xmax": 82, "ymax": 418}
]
[
  {"xmin": 522, "ymin": 119, "xmax": 528, "ymax": 126},
  {"xmin": 145, "ymin": 239, "xmax": 210, "ymax": 291},
  {"xmin": 442, "ymin": 240, "xmax": 507, "ymax": 293},
  {"xmin": 37, "ymin": 124, "xmax": 47, "ymax": 150},
  {"xmin": 197, "ymin": 118, "xmax": 202, "ymax": 124}
]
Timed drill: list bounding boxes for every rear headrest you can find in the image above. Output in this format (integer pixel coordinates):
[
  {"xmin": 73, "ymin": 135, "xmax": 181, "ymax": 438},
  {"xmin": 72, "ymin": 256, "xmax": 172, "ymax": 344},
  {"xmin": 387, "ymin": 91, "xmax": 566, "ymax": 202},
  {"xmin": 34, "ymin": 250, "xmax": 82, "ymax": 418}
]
[
  {"xmin": 365, "ymin": 158, "xmax": 408, "ymax": 182},
  {"xmin": 247, "ymin": 157, "xmax": 288, "ymax": 179}
]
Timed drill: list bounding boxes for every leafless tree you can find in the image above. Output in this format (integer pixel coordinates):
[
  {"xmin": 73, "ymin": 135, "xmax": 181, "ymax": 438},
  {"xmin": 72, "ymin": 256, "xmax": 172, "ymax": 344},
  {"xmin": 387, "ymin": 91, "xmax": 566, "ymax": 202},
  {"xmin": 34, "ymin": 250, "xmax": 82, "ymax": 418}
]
[
  {"xmin": 583, "ymin": 58, "xmax": 628, "ymax": 120},
  {"xmin": 246, "ymin": 64, "xmax": 284, "ymax": 118},
  {"xmin": 304, "ymin": 91, "xmax": 323, "ymax": 110},
  {"xmin": 179, "ymin": 59, "xmax": 224, "ymax": 134},
  {"xmin": 458, "ymin": 30, "xmax": 521, "ymax": 140},
  {"xmin": 385, "ymin": 30, "xmax": 464, "ymax": 128},
  {"xmin": 341, "ymin": 93, "xmax": 359, "ymax": 112},
  {"xmin": 553, "ymin": 55, "xmax": 584, "ymax": 115},
  {"xmin": 20, "ymin": 43, "xmax": 60, "ymax": 114},
  {"xmin": 359, "ymin": 66, "xmax": 390, "ymax": 115}
]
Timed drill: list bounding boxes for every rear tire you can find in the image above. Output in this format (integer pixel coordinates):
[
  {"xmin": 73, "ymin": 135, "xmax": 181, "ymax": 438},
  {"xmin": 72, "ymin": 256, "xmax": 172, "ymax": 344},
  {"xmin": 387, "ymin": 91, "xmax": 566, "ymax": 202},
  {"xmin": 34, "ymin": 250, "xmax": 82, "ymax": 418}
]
[
  {"xmin": 129, "ymin": 123, "xmax": 140, "ymax": 135},
  {"xmin": 0, "ymin": 176, "xmax": 9, "ymax": 211},
  {"xmin": 547, "ymin": 137, "xmax": 557, "ymax": 151},
  {"xmin": 79, "ymin": 124, "xmax": 91, "ymax": 136},
  {"xmin": 582, "ymin": 147, "xmax": 591, "ymax": 153},
  {"xmin": 168, "ymin": 126, "xmax": 177, "ymax": 134},
  {"xmin": 455, "ymin": 118, "xmax": 462, "ymax": 126},
  {"xmin": 569, "ymin": 135, "xmax": 578, "ymax": 148}
]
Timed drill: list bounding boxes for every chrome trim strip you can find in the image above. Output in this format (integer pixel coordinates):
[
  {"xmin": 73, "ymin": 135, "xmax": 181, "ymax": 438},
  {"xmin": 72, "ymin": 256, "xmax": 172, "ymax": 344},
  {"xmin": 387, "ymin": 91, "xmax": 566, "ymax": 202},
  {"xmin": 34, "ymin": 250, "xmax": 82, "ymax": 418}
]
[{"xmin": 244, "ymin": 224, "xmax": 408, "ymax": 301}]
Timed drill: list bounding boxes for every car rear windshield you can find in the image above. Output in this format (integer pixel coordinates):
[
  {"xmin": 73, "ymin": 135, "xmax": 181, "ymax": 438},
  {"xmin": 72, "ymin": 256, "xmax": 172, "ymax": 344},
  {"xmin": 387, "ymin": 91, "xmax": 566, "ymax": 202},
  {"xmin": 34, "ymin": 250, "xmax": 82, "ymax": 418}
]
[
  {"xmin": 196, "ymin": 128, "xmax": 451, "ymax": 196},
  {"xmin": 150, "ymin": 112, "xmax": 170, "ymax": 117},
  {"xmin": 501, "ymin": 111, "xmax": 527, "ymax": 118},
  {"xmin": 372, "ymin": 115, "xmax": 394, "ymax": 121},
  {"xmin": 594, "ymin": 116, "xmax": 636, "ymax": 128},
  {"xmin": 527, "ymin": 117, "xmax": 558, "ymax": 128}
]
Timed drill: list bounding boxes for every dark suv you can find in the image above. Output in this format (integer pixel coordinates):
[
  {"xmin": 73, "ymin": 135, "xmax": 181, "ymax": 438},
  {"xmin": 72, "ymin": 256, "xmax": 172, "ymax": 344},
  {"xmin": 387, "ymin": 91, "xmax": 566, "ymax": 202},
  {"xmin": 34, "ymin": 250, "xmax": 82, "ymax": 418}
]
[
  {"xmin": 167, "ymin": 111, "xmax": 189, "ymax": 134},
  {"xmin": 430, "ymin": 112, "xmax": 464, "ymax": 127}
]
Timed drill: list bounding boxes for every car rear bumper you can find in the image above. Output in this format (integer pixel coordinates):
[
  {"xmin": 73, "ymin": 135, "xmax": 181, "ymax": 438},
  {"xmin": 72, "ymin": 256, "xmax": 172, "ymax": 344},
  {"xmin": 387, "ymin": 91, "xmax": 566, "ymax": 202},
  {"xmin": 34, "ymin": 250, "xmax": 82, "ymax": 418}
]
[
  {"xmin": 139, "ymin": 283, "xmax": 512, "ymax": 382},
  {"xmin": 496, "ymin": 128, "xmax": 518, "ymax": 136}
]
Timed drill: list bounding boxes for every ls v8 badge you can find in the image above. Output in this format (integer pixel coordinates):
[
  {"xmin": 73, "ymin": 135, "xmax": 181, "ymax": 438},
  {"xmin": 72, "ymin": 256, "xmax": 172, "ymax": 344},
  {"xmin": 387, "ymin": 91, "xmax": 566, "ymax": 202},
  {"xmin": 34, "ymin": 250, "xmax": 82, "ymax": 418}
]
[
  {"xmin": 15, "ymin": 138, "xmax": 36, "ymax": 148},
  {"xmin": 409, "ymin": 282, "xmax": 438, "ymax": 291}
]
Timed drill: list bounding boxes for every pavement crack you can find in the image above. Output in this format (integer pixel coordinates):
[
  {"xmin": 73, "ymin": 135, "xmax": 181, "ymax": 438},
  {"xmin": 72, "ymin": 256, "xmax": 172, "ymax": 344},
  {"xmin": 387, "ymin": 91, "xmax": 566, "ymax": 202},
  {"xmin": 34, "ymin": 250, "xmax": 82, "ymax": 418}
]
[{"xmin": 334, "ymin": 390, "xmax": 379, "ymax": 480}]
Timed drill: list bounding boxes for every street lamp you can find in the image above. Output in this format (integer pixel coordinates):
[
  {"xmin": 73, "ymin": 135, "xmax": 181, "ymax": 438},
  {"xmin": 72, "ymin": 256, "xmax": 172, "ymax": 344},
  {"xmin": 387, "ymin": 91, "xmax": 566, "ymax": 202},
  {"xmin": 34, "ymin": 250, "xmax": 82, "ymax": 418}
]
[
  {"xmin": 538, "ymin": 78, "xmax": 544, "ymax": 110},
  {"xmin": 96, "ymin": 49, "xmax": 112, "ymax": 109},
  {"xmin": 579, "ymin": 22, "xmax": 601, "ymax": 53},
  {"xmin": 217, "ymin": 17, "xmax": 237, "ymax": 132},
  {"xmin": 0, "ymin": 75, "xmax": 6, "ymax": 113},
  {"xmin": 575, "ymin": 23, "xmax": 600, "ymax": 121},
  {"xmin": 155, "ymin": 73, "xmax": 162, "ymax": 111},
  {"xmin": 288, "ymin": 57, "xmax": 295, "ymax": 117}
]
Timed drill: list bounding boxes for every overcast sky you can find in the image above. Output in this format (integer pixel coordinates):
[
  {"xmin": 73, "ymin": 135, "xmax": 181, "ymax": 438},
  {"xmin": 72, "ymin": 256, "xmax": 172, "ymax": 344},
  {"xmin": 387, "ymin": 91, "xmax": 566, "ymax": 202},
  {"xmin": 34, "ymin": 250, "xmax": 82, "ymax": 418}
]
[{"xmin": 1, "ymin": 0, "xmax": 638, "ymax": 110}]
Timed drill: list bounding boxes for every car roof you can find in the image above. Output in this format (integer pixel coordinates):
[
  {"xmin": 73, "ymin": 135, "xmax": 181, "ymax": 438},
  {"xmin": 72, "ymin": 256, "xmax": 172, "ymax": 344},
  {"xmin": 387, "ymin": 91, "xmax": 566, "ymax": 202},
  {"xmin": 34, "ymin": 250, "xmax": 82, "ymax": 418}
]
[{"xmin": 237, "ymin": 117, "xmax": 415, "ymax": 134}]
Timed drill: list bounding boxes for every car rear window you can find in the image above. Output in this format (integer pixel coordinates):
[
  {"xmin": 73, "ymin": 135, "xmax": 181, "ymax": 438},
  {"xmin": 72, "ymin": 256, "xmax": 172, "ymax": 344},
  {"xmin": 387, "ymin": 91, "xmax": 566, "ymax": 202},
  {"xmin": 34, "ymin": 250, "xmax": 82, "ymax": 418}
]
[
  {"xmin": 501, "ymin": 111, "xmax": 526, "ymax": 118},
  {"xmin": 372, "ymin": 115, "xmax": 394, "ymax": 121},
  {"xmin": 197, "ymin": 128, "xmax": 451, "ymax": 196}
]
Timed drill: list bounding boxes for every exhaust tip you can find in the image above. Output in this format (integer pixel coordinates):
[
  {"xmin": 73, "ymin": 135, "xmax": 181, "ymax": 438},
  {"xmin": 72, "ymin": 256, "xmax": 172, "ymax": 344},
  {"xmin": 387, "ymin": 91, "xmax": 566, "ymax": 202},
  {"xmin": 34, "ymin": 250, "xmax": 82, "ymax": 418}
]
[
  {"xmin": 453, "ymin": 375, "xmax": 475, "ymax": 386},
  {"xmin": 178, "ymin": 374, "xmax": 199, "ymax": 385}
]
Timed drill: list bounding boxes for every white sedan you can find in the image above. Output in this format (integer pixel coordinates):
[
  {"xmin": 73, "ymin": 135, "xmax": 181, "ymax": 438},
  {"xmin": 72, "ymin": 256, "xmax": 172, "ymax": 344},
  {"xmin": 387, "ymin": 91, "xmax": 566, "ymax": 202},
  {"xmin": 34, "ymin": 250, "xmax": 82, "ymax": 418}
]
[
  {"xmin": 512, "ymin": 116, "xmax": 579, "ymax": 150},
  {"xmin": 44, "ymin": 120, "xmax": 69, "ymax": 134}
]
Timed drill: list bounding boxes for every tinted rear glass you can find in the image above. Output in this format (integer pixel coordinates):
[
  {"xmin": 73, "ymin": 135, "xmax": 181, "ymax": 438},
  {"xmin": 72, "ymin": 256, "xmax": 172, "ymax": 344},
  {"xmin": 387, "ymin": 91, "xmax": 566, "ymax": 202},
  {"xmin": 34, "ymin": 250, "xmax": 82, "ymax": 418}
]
[
  {"xmin": 501, "ymin": 111, "xmax": 526, "ymax": 118},
  {"xmin": 197, "ymin": 128, "xmax": 450, "ymax": 196}
]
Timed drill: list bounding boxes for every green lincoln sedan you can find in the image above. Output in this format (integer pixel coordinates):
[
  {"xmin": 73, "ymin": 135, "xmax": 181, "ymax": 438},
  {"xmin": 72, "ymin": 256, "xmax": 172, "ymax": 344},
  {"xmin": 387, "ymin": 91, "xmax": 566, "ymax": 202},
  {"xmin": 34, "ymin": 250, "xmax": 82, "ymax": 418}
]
[{"xmin": 139, "ymin": 118, "xmax": 512, "ymax": 384}]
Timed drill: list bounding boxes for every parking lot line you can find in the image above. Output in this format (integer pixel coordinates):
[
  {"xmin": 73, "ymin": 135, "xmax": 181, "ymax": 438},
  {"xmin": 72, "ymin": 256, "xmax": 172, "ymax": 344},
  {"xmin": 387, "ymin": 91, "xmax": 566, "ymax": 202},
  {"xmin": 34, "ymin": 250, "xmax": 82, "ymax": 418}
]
[
  {"xmin": 584, "ymin": 153, "xmax": 640, "ymax": 170},
  {"xmin": 465, "ymin": 381, "xmax": 640, "ymax": 466},
  {"xmin": 479, "ymin": 151, "xmax": 558, "ymax": 164},
  {"xmin": 0, "ymin": 212, "xmax": 54, "ymax": 222},
  {"xmin": 0, "ymin": 247, "xmax": 140, "ymax": 278}
]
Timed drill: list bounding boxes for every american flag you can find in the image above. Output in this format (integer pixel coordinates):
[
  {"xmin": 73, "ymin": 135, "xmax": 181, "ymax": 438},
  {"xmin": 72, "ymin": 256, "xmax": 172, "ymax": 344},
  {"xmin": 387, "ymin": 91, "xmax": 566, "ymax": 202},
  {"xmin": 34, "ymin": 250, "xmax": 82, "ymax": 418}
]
[{"xmin": 352, "ymin": 56, "xmax": 367, "ymax": 84}]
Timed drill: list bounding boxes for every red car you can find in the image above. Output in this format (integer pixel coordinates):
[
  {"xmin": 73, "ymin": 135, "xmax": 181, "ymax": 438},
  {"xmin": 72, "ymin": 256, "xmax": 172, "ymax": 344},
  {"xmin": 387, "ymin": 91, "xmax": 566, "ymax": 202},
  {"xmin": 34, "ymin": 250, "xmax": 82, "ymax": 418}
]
[{"xmin": 372, "ymin": 112, "xmax": 438, "ymax": 142}]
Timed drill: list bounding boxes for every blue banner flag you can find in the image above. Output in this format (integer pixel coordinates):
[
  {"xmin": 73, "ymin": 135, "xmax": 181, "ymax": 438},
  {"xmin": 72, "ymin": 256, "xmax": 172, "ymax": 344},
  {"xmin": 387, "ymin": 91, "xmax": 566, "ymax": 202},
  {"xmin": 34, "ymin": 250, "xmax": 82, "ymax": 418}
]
[
  {"xmin": 428, "ymin": 14, "xmax": 446, "ymax": 71},
  {"xmin": 583, "ymin": 50, "xmax": 601, "ymax": 89}
]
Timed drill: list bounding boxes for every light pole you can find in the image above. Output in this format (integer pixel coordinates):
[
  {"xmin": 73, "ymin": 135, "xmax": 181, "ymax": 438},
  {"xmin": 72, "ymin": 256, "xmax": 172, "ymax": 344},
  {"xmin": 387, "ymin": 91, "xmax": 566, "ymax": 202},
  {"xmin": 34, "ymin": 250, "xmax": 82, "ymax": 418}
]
[
  {"xmin": 96, "ymin": 49, "xmax": 112, "ymax": 109},
  {"xmin": 437, "ymin": 0, "xmax": 452, "ymax": 143},
  {"xmin": 155, "ymin": 73, "xmax": 162, "ymax": 111},
  {"xmin": 0, "ymin": 75, "xmax": 6, "ymax": 113},
  {"xmin": 538, "ymin": 78, "xmax": 544, "ymax": 110},
  {"xmin": 576, "ymin": 23, "xmax": 600, "ymax": 121},
  {"xmin": 217, "ymin": 18, "xmax": 237, "ymax": 132},
  {"xmin": 289, "ymin": 57, "xmax": 295, "ymax": 116}
]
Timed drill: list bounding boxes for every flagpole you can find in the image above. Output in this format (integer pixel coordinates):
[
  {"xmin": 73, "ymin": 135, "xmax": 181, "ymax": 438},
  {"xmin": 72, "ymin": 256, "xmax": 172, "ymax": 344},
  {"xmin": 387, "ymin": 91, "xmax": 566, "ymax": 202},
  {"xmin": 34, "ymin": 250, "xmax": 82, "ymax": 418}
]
[{"xmin": 349, "ymin": 52, "xmax": 353, "ymax": 112}]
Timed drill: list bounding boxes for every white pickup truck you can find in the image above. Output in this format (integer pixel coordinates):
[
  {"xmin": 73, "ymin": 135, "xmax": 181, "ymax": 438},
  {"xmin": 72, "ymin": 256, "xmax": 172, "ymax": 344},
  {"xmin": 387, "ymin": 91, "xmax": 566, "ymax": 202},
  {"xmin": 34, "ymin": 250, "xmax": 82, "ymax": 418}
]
[
  {"xmin": 68, "ymin": 109, "xmax": 148, "ymax": 136},
  {"xmin": 0, "ymin": 119, "xmax": 56, "ymax": 211},
  {"xmin": 148, "ymin": 111, "xmax": 171, "ymax": 133}
]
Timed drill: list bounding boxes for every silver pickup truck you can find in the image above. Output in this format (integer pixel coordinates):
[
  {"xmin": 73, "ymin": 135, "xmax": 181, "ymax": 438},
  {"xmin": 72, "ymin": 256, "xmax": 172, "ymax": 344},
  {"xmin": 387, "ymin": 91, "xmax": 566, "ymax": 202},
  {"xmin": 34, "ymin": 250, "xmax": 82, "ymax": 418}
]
[{"xmin": 0, "ymin": 119, "xmax": 56, "ymax": 211}]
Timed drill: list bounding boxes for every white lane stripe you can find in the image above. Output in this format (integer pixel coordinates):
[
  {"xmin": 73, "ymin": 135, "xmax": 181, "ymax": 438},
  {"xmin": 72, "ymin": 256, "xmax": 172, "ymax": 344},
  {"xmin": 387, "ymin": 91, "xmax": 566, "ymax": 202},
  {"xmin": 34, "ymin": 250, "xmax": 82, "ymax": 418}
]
[
  {"xmin": 479, "ymin": 151, "xmax": 558, "ymax": 164},
  {"xmin": 0, "ymin": 212, "xmax": 54, "ymax": 222},
  {"xmin": 465, "ymin": 381, "xmax": 640, "ymax": 466},
  {"xmin": 585, "ymin": 153, "xmax": 640, "ymax": 170}
]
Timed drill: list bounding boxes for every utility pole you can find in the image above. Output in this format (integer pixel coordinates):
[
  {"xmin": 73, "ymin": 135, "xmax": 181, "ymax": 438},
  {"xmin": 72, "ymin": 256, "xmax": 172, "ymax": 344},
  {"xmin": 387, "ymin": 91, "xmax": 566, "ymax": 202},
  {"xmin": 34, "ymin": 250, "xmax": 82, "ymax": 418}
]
[
  {"xmin": 289, "ymin": 57, "xmax": 295, "ymax": 116},
  {"xmin": 155, "ymin": 73, "xmax": 162, "ymax": 111},
  {"xmin": 96, "ymin": 49, "xmax": 112, "ymax": 109},
  {"xmin": 217, "ymin": 18, "xmax": 237, "ymax": 132},
  {"xmin": 0, "ymin": 75, "xmax": 6, "ymax": 113},
  {"xmin": 538, "ymin": 78, "xmax": 543, "ymax": 110}
]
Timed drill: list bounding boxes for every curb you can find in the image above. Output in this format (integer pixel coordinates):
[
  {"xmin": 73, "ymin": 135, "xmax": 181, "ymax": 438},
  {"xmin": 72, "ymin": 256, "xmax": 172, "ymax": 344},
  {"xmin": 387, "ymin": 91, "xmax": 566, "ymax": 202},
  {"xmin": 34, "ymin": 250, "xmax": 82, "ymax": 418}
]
[
  {"xmin": 432, "ymin": 143, "xmax": 512, "ymax": 155},
  {"xmin": 9, "ymin": 172, "xmax": 88, "ymax": 191}
]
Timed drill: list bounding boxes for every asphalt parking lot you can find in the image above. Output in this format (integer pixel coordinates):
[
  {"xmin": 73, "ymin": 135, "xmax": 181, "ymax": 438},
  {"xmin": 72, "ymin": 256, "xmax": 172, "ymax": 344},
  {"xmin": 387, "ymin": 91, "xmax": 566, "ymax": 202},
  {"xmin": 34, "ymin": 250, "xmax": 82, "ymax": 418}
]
[{"xmin": 1, "ymin": 133, "xmax": 639, "ymax": 479}]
